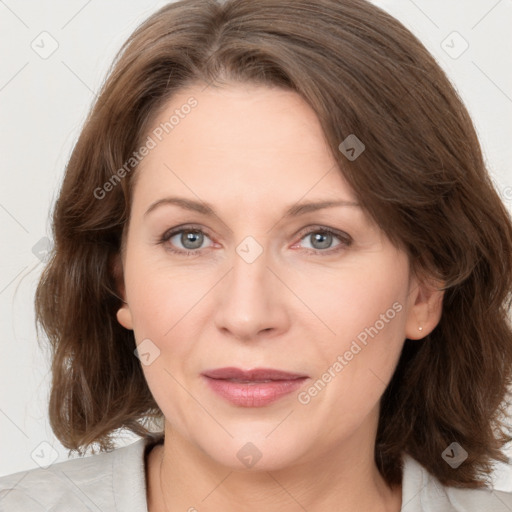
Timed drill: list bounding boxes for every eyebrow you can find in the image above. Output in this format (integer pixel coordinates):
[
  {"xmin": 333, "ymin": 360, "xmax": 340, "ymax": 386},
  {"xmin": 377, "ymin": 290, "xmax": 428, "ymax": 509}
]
[{"xmin": 144, "ymin": 196, "xmax": 360, "ymax": 219}]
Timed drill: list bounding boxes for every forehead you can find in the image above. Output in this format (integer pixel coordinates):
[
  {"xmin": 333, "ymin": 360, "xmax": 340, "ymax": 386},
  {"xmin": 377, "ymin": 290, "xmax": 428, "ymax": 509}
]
[{"xmin": 131, "ymin": 83, "xmax": 358, "ymax": 211}]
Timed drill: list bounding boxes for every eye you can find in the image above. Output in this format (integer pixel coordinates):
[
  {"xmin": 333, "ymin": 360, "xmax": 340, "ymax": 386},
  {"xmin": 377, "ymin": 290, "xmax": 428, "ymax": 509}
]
[
  {"xmin": 159, "ymin": 226, "xmax": 214, "ymax": 255},
  {"xmin": 158, "ymin": 225, "xmax": 352, "ymax": 256},
  {"xmin": 295, "ymin": 227, "xmax": 352, "ymax": 254}
]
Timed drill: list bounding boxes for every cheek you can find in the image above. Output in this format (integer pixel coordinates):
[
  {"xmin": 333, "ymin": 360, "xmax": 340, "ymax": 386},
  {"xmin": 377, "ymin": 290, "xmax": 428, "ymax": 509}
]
[
  {"xmin": 123, "ymin": 251, "xmax": 215, "ymax": 400},
  {"xmin": 124, "ymin": 247, "xmax": 208, "ymax": 337},
  {"xmin": 297, "ymin": 256, "xmax": 409, "ymax": 348},
  {"xmin": 297, "ymin": 254, "xmax": 409, "ymax": 405},
  {"xmin": 124, "ymin": 256, "xmax": 203, "ymax": 416}
]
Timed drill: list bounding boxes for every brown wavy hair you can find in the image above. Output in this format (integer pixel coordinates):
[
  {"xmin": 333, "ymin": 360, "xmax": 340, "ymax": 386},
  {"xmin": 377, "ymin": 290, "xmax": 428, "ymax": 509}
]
[{"xmin": 35, "ymin": 0, "xmax": 512, "ymax": 488}]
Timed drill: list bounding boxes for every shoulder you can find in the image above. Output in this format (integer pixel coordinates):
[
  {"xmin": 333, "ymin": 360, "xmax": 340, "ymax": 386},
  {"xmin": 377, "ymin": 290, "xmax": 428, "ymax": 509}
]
[
  {"xmin": 401, "ymin": 453, "xmax": 512, "ymax": 512},
  {"xmin": 0, "ymin": 436, "xmax": 155, "ymax": 512}
]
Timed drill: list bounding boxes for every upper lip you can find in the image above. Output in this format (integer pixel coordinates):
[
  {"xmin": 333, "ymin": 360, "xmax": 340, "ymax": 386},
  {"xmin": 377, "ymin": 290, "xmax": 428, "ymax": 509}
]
[{"xmin": 202, "ymin": 367, "xmax": 308, "ymax": 381}]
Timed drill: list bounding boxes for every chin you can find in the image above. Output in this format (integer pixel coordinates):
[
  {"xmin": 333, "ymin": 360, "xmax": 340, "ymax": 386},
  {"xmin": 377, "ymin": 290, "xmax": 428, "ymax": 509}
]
[{"xmin": 195, "ymin": 430, "xmax": 310, "ymax": 472}]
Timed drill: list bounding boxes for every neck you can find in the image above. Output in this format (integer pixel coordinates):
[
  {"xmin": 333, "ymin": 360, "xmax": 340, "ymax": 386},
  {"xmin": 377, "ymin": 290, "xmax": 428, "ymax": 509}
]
[{"xmin": 146, "ymin": 420, "xmax": 402, "ymax": 512}]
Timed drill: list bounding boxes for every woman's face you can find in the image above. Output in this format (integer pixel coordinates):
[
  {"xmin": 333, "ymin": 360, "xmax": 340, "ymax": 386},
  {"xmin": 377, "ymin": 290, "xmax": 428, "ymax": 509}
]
[{"xmin": 116, "ymin": 83, "xmax": 441, "ymax": 471}]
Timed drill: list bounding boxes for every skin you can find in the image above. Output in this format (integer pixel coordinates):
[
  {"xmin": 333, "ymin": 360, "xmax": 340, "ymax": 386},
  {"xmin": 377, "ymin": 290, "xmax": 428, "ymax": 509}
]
[{"xmin": 115, "ymin": 82, "xmax": 444, "ymax": 512}]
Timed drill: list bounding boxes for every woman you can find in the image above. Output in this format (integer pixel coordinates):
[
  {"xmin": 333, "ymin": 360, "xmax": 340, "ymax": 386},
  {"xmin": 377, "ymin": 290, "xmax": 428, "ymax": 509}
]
[{"xmin": 1, "ymin": 0, "xmax": 511, "ymax": 510}]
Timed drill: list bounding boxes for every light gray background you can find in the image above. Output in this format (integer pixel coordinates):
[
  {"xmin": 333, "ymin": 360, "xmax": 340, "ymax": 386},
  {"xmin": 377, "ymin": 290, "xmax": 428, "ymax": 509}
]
[{"xmin": 1, "ymin": 0, "xmax": 511, "ymax": 489}]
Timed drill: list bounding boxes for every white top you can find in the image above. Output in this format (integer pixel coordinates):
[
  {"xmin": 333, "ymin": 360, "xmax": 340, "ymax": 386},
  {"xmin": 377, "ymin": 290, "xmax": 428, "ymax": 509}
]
[{"xmin": 1, "ymin": 436, "xmax": 511, "ymax": 511}]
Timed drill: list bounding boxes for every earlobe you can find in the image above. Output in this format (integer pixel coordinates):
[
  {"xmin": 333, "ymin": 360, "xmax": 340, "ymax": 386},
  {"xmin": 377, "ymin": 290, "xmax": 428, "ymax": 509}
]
[
  {"xmin": 116, "ymin": 305, "xmax": 134, "ymax": 330},
  {"xmin": 405, "ymin": 276, "xmax": 445, "ymax": 340}
]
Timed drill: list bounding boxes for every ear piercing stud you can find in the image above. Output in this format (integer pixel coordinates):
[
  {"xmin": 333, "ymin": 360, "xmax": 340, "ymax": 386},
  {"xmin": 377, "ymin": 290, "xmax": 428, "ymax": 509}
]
[{"xmin": 418, "ymin": 326, "xmax": 423, "ymax": 332}]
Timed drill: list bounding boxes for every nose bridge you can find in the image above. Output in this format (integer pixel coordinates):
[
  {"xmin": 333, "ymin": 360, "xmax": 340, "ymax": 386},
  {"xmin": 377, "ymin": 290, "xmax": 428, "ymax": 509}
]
[
  {"xmin": 213, "ymin": 235, "xmax": 287, "ymax": 339},
  {"xmin": 232, "ymin": 238, "xmax": 269, "ymax": 297},
  {"xmin": 229, "ymin": 236, "xmax": 272, "ymax": 313}
]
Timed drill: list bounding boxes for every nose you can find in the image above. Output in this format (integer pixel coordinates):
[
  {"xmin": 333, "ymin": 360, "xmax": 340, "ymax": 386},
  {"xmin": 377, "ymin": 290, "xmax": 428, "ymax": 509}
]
[{"xmin": 213, "ymin": 241, "xmax": 291, "ymax": 342}]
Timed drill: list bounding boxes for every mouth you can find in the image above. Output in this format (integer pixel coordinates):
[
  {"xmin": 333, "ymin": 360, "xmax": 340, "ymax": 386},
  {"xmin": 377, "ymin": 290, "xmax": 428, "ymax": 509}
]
[{"xmin": 201, "ymin": 367, "xmax": 309, "ymax": 407}]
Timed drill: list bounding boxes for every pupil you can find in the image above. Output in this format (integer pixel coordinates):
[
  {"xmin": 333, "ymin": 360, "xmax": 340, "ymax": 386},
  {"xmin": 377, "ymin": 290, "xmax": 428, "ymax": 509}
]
[
  {"xmin": 312, "ymin": 232, "xmax": 331, "ymax": 249},
  {"xmin": 182, "ymin": 231, "xmax": 203, "ymax": 249}
]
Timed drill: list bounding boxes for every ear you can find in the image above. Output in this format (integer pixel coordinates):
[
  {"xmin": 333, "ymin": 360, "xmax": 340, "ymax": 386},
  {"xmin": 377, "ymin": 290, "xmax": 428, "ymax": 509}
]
[
  {"xmin": 405, "ymin": 273, "xmax": 445, "ymax": 340},
  {"xmin": 110, "ymin": 252, "xmax": 133, "ymax": 331}
]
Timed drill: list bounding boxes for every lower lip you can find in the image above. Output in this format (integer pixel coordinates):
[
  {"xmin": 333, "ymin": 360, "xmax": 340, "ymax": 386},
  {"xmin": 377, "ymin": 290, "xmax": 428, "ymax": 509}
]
[{"xmin": 203, "ymin": 376, "xmax": 308, "ymax": 407}]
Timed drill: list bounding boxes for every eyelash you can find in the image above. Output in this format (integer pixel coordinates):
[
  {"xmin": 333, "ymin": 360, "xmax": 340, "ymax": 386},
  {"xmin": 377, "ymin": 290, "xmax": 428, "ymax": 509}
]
[{"xmin": 157, "ymin": 224, "xmax": 352, "ymax": 257}]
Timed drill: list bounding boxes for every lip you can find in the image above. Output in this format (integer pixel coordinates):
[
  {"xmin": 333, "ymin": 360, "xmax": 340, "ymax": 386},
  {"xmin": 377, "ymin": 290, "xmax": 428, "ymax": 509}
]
[
  {"xmin": 201, "ymin": 367, "xmax": 309, "ymax": 407},
  {"xmin": 202, "ymin": 367, "xmax": 308, "ymax": 381}
]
